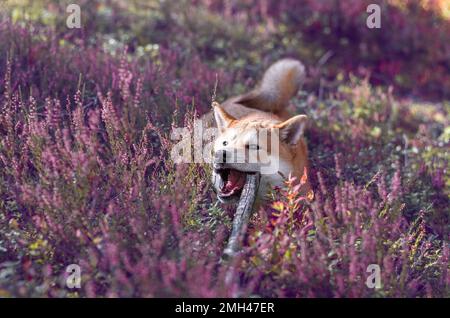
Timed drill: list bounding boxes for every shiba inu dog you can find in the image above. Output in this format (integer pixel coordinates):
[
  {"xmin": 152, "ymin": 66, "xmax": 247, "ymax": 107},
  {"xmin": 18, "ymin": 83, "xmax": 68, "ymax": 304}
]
[{"xmin": 206, "ymin": 59, "xmax": 311, "ymax": 205}]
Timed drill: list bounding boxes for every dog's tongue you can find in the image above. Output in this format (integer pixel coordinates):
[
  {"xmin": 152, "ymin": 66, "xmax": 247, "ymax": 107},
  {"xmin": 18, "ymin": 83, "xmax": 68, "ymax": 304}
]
[{"xmin": 223, "ymin": 170, "xmax": 246, "ymax": 193}]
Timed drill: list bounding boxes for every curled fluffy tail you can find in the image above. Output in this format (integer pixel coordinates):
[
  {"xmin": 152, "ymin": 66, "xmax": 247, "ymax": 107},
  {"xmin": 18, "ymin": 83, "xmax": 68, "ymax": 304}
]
[{"xmin": 237, "ymin": 59, "xmax": 305, "ymax": 113}]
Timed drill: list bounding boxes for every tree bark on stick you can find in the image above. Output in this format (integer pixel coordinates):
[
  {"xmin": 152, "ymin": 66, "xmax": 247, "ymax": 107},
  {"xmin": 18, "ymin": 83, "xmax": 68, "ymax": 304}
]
[{"xmin": 223, "ymin": 173, "xmax": 260, "ymax": 259}]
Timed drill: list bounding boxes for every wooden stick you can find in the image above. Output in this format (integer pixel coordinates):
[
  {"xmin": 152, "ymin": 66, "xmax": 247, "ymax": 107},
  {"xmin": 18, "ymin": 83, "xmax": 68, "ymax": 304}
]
[{"xmin": 223, "ymin": 173, "xmax": 260, "ymax": 259}]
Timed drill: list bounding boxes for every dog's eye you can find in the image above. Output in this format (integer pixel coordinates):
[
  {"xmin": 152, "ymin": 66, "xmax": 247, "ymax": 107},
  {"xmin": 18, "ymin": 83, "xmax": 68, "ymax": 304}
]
[
  {"xmin": 246, "ymin": 144, "xmax": 260, "ymax": 150},
  {"xmin": 223, "ymin": 141, "xmax": 228, "ymax": 146}
]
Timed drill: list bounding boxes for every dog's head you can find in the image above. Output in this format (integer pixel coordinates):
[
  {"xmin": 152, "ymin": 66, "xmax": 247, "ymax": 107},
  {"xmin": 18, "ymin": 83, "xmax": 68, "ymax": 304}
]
[{"xmin": 211, "ymin": 103, "xmax": 308, "ymax": 204}]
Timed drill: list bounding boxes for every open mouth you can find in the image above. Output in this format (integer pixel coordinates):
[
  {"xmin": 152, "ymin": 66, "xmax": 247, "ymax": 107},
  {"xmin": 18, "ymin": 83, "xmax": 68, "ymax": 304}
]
[{"xmin": 216, "ymin": 168, "xmax": 247, "ymax": 199}]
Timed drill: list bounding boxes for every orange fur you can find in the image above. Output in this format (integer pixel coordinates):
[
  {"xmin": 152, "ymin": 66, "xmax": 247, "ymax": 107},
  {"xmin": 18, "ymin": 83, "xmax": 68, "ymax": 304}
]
[{"xmin": 208, "ymin": 59, "xmax": 311, "ymax": 203}]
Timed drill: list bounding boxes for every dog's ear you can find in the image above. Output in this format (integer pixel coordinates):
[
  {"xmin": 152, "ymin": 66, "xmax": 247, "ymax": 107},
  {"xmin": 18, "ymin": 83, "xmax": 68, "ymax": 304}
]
[
  {"xmin": 275, "ymin": 115, "xmax": 307, "ymax": 145},
  {"xmin": 213, "ymin": 102, "xmax": 235, "ymax": 132}
]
